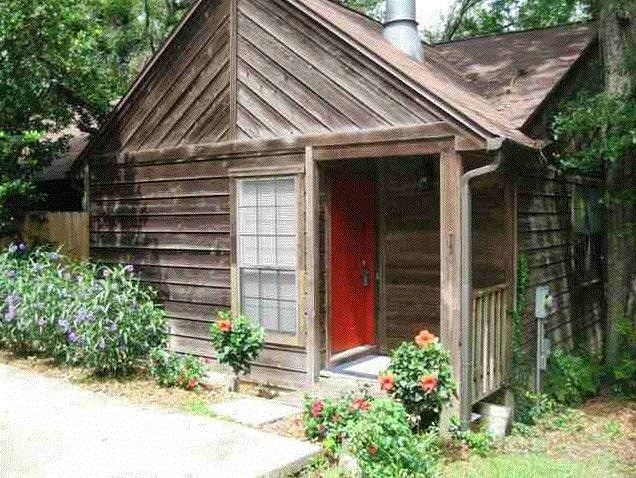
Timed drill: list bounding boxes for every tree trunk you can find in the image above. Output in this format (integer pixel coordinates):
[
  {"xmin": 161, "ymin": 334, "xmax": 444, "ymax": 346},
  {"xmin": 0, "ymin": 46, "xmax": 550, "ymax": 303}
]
[{"xmin": 600, "ymin": 0, "xmax": 636, "ymax": 366}]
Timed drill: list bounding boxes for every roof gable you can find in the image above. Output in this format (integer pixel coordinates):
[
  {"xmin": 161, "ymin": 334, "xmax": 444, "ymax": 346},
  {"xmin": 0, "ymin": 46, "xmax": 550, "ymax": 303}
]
[{"xmin": 88, "ymin": 0, "xmax": 232, "ymax": 156}]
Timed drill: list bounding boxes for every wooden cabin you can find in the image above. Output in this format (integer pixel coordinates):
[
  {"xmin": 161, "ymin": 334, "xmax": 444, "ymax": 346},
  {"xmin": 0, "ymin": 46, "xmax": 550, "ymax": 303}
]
[{"xmin": 75, "ymin": 0, "xmax": 605, "ymax": 423}]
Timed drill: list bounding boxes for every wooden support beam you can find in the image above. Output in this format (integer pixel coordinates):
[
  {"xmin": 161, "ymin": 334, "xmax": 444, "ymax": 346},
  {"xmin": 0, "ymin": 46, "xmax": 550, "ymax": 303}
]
[
  {"xmin": 440, "ymin": 149, "xmax": 463, "ymax": 425},
  {"xmin": 229, "ymin": 0, "xmax": 238, "ymax": 140},
  {"xmin": 87, "ymin": 122, "xmax": 460, "ymax": 166},
  {"xmin": 304, "ymin": 146, "xmax": 321, "ymax": 384}
]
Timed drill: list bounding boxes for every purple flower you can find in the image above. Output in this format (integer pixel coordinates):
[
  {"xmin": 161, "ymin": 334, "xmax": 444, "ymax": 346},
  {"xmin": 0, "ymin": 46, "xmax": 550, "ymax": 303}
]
[
  {"xmin": 76, "ymin": 309, "xmax": 88, "ymax": 323},
  {"xmin": 97, "ymin": 338, "xmax": 106, "ymax": 350},
  {"xmin": 5, "ymin": 293, "xmax": 19, "ymax": 307},
  {"xmin": 58, "ymin": 319, "xmax": 70, "ymax": 333},
  {"xmin": 129, "ymin": 302, "xmax": 139, "ymax": 312},
  {"xmin": 17, "ymin": 243, "xmax": 26, "ymax": 253},
  {"xmin": 67, "ymin": 331, "xmax": 78, "ymax": 344},
  {"xmin": 7, "ymin": 270, "xmax": 15, "ymax": 279},
  {"xmin": 123, "ymin": 264, "xmax": 134, "ymax": 273},
  {"xmin": 32, "ymin": 263, "xmax": 43, "ymax": 273},
  {"xmin": 4, "ymin": 307, "xmax": 16, "ymax": 322},
  {"xmin": 107, "ymin": 321, "xmax": 117, "ymax": 333},
  {"xmin": 77, "ymin": 336, "xmax": 86, "ymax": 347}
]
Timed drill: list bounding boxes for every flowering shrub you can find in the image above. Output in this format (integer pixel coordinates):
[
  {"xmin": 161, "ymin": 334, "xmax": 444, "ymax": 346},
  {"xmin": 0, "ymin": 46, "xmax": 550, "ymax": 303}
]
[
  {"xmin": 303, "ymin": 387, "xmax": 374, "ymax": 457},
  {"xmin": 379, "ymin": 330, "xmax": 456, "ymax": 427},
  {"xmin": 0, "ymin": 245, "xmax": 167, "ymax": 375},
  {"xmin": 347, "ymin": 398, "xmax": 438, "ymax": 477},
  {"xmin": 149, "ymin": 349, "xmax": 207, "ymax": 390},
  {"xmin": 209, "ymin": 311, "xmax": 264, "ymax": 377}
]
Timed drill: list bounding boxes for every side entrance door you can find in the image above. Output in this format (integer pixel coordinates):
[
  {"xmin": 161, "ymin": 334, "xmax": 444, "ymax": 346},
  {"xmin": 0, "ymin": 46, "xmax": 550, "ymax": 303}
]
[{"xmin": 330, "ymin": 175, "xmax": 376, "ymax": 354}]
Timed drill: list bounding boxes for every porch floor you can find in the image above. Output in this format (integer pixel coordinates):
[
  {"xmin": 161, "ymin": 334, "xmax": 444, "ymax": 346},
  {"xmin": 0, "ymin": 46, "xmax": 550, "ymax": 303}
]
[{"xmin": 324, "ymin": 354, "xmax": 390, "ymax": 380}]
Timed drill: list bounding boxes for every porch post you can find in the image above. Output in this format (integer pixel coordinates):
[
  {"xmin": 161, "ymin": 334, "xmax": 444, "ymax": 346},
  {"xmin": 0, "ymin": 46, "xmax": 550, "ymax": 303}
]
[
  {"xmin": 305, "ymin": 146, "xmax": 321, "ymax": 385},
  {"xmin": 440, "ymin": 148, "xmax": 463, "ymax": 428}
]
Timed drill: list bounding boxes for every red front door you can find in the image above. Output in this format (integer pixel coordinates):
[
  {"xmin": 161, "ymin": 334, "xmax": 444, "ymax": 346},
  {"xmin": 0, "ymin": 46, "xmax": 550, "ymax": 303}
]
[{"xmin": 330, "ymin": 175, "xmax": 376, "ymax": 354}]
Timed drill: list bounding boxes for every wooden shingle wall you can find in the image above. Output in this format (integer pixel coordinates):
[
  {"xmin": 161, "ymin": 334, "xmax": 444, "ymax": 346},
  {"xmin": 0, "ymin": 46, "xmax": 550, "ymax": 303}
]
[
  {"xmin": 517, "ymin": 171, "xmax": 604, "ymax": 359},
  {"xmin": 236, "ymin": 0, "xmax": 440, "ymax": 139}
]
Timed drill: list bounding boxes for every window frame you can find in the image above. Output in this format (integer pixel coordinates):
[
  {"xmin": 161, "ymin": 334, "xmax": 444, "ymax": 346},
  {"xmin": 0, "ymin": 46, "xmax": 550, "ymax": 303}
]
[{"xmin": 229, "ymin": 169, "xmax": 305, "ymax": 347}]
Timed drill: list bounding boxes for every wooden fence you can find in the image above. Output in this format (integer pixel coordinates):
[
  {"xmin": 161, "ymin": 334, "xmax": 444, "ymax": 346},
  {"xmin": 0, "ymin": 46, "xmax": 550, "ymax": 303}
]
[
  {"xmin": 22, "ymin": 212, "xmax": 89, "ymax": 260},
  {"xmin": 471, "ymin": 283, "xmax": 510, "ymax": 404}
]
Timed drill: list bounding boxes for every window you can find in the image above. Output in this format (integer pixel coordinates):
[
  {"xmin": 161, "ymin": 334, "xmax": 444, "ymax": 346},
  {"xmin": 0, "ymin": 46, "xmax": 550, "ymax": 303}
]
[
  {"xmin": 237, "ymin": 177, "xmax": 297, "ymax": 334},
  {"xmin": 571, "ymin": 185, "xmax": 604, "ymax": 281}
]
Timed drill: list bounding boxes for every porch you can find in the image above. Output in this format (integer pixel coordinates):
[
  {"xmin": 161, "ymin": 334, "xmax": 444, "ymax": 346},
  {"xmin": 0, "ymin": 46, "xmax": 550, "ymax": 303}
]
[{"xmin": 305, "ymin": 146, "xmax": 515, "ymax": 411}]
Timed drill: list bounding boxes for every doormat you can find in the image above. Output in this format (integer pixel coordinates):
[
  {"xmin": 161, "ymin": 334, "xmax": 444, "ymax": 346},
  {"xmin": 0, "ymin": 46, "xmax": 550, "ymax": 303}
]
[{"xmin": 328, "ymin": 355, "xmax": 391, "ymax": 379}]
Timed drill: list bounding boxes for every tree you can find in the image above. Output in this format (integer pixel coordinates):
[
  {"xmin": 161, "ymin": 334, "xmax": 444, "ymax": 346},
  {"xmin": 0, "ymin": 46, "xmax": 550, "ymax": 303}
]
[
  {"xmin": 597, "ymin": 0, "xmax": 635, "ymax": 367},
  {"xmin": 0, "ymin": 0, "xmax": 188, "ymax": 236},
  {"xmin": 436, "ymin": 0, "xmax": 593, "ymax": 41},
  {"xmin": 342, "ymin": 0, "xmax": 383, "ymax": 21}
]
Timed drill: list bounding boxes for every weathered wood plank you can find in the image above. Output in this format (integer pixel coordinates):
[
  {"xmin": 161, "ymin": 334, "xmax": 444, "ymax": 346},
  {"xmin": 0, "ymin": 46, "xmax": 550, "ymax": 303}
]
[{"xmin": 90, "ymin": 215, "xmax": 230, "ymax": 234}]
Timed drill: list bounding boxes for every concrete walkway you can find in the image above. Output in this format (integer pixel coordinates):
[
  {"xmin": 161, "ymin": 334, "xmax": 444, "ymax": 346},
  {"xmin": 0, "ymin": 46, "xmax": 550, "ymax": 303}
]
[{"xmin": 0, "ymin": 364, "xmax": 319, "ymax": 478}]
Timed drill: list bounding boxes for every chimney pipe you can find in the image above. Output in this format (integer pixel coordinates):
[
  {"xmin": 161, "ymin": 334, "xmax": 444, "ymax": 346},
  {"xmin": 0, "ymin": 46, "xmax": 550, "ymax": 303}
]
[{"xmin": 383, "ymin": 0, "xmax": 424, "ymax": 61}]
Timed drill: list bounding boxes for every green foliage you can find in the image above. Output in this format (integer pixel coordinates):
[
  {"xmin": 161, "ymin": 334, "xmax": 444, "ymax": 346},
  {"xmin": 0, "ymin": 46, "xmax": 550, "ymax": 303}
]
[
  {"xmin": 149, "ymin": 348, "xmax": 207, "ymax": 390},
  {"xmin": 544, "ymin": 350, "xmax": 602, "ymax": 406},
  {"xmin": 514, "ymin": 392, "xmax": 558, "ymax": 426},
  {"xmin": 448, "ymin": 417, "xmax": 495, "ymax": 457},
  {"xmin": 553, "ymin": 93, "xmax": 636, "ymax": 176},
  {"xmin": 0, "ymin": 0, "xmax": 189, "ymax": 236},
  {"xmin": 0, "ymin": 245, "xmax": 167, "ymax": 375},
  {"xmin": 342, "ymin": 0, "xmax": 383, "ymax": 20},
  {"xmin": 209, "ymin": 311, "xmax": 264, "ymax": 377},
  {"xmin": 347, "ymin": 398, "xmax": 438, "ymax": 478},
  {"xmin": 511, "ymin": 254, "xmax": 529, "ymax": 388},
  {"xmin": 381, "ymin": 331, "xmax": 456, "ymax": 428},
  {"xmin": 303, "ymin": 387, "xmax": 374, "ymax": 456},
  {"xmin": 439, "ymin": 0, "xmax": 593, "ymax": 42},
  {"xmin": 609, "ymin": 318, "xmax": 636, "ymax": 397}
]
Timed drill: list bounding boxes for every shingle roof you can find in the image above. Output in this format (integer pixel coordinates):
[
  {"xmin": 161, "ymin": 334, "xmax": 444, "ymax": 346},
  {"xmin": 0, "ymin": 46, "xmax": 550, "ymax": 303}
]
[
  {"xmin": 302, "ymin": 0, "xmax": 597, "ymax": 141},
  {"xmin": 431, "ymin": 22, "xmax": 598, "ymax": 129}
]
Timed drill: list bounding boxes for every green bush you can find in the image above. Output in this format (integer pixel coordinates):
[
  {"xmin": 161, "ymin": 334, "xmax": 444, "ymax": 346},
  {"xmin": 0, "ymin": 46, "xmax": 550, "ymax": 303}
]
[
  {"xmin": 0, "ymin": 245, "xmax": 167, "ymax": 375},
  {"xmin": 448, "ymin": 417, "xmax": 494, "ymax": 457},
  {"xmin": 303, "ymin": 387, "xmax": 374, "ymax": 456},
  {"xmin": 347, "ymin": 398, "xmax": 438, "ymax": 478},
  {"xmin": 545, "ymin": 350, "xmax": 602, "ymax": 406},
  {"xmin": 209, "ymin": 311, "xmax": 264, "ymax": 377},
  {"xmin": 380, "ymin": 330, "xmax": 456, "ymax": 428},
  {"xmin": 149, "ymin": 348, "xmax": 207, "ymax": 390}
]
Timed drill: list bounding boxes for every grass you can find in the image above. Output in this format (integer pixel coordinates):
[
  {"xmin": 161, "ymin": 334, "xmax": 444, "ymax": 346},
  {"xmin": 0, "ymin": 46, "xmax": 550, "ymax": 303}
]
[{"xmin": 445, "ymin": 453, "xmax": 624, "ymax": 478}]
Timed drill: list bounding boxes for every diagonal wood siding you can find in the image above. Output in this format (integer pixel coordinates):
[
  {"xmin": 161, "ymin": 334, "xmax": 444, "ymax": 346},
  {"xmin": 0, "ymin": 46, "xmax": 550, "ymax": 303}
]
[
  {"xmin": 93, "ymin": 0, "xmax": 232, "ymax": 154},
  {"xmin": 236, "ymin": 0, "xmax": 440, "ymax": 140}
]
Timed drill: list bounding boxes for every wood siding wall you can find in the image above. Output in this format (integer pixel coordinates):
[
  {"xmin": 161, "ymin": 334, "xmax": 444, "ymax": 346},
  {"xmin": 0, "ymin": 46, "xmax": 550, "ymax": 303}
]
[
  {"xmin": 382, "ymin": 159, "xmax": 440, "ymax": 350},
  {"xmin": 235, "ymin": 0, "xmax": 440, "ymax": 140},
  {"xmin": 90, "ymin": 152, "xmax": 311, "ymax": 387},
  {"xmin": 517, "ymin": 171, "xmax": 605, "ymax": 360},
  {"xmin": 92, "ymin": 0, "xmax": 232, "ymax": 155}
]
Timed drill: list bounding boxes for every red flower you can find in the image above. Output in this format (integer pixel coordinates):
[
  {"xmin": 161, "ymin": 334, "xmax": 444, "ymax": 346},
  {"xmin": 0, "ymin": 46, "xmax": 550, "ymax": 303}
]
[
  {"xmin": 187, "ymin": 377, "xmax": 199, "ymax": 389},
  {"xmin": 351, "ymin": 397, "xmax": 372, "ymax": 411},
  {"xmin": 378, "ymin": 373, "xmax": 395, "ymax": 392},
  {"xmin": 420, "ymin": 374, "xmax": 438, "ymax": 393},
  {"xmin": 415, "ymin": 329, "xmax": 437, "ymax": 348},
  {"xmin": 217, "ymin": 319, "xmax": 232, "ymax": 333},
  {"xmin": 368, "ymin": 444, "xmax": 379, "ymax": 456},
  {"xmin": 311, "ymin": 400, "xmax": 324, "ymax": 417}
]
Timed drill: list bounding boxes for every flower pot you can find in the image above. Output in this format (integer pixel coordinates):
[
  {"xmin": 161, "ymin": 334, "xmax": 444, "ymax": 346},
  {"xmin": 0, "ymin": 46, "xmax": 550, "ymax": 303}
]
[{"xmin": 477, "ymin": 402, "xmax": 512, "ymax": 436}]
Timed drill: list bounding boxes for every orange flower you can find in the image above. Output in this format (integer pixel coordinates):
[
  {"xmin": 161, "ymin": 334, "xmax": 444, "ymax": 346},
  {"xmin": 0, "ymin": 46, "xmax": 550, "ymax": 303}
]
[
  {"xmin": 187, "ymin": 377, "xmax": 199, "ymax": 389},
  {"xmin": 351, "ymin": 397, "xmax": 372, "ymax": 411},
  {"xmin": 217, "ymin": 319, "xmax": 232, "ymax": 333},
  {"xmin": 420, "ymin": 374, "xmax": 438, "ymax": 394},
  {"xmin": 415, "ymin": 329, "xmax": 437, "ymax": 348},
  {"xmin": 367, "ymin": 443, "xmax": 379, "ymax": 456},
  {"xmin": 378, "ymin": 373, "xmax": 395, "ymax": 392}
]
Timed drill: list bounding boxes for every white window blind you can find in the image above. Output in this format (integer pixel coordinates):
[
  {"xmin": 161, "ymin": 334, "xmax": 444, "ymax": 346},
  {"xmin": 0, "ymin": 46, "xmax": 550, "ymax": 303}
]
[{"xmin": 237, "ymin": 178, "xmax": 297, "ymax": 334}]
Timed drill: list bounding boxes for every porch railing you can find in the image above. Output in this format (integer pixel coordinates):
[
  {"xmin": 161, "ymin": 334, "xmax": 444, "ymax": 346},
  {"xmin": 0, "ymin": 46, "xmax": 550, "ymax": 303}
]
[{"xmin": 470, "ymin": 283, "xmax": 509, "ymax": 404}]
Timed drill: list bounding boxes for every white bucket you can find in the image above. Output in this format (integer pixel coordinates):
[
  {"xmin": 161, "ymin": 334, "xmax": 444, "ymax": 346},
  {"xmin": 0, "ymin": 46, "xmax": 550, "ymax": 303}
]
[{"xmin": 478, "ymin": 402, "xmax": 512, "ymax": 436}]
